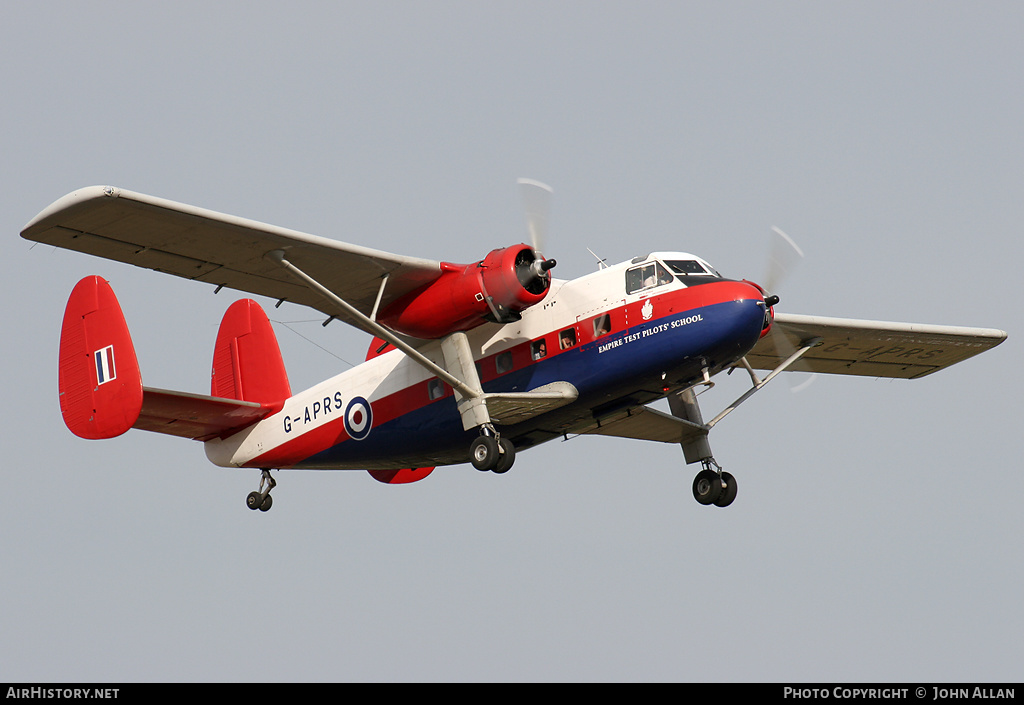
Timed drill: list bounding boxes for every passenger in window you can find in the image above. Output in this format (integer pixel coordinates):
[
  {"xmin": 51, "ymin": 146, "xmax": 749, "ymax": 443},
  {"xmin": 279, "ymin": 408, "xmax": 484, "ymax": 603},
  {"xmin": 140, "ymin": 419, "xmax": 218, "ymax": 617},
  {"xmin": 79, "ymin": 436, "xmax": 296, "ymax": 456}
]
[
  {"xmin": 532, "ymin": 339, "xmax": 547, "ymax": 360},
  {"xmin": 594, "ymin": 314, "xmax": 611, "ymax": 337},
  {"xmin": 559, "ymin": 329, "xmax": 577, "ymax": 349}
]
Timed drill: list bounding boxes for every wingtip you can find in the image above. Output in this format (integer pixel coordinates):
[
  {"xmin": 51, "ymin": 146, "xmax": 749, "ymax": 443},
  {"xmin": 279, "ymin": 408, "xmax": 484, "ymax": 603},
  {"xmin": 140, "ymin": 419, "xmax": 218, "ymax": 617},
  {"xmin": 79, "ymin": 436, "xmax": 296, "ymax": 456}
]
[{"xmin": 21, "ymin": 185, "xmax": 122, "ymax": 238}]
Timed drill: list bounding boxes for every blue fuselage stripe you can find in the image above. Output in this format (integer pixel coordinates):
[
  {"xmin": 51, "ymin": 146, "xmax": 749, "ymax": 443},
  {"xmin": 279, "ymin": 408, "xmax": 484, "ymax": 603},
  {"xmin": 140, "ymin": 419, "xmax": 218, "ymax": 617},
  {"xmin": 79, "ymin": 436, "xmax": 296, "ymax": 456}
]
[{"xmin": 297, "ymin": 297, "xmax": 765, "ymax": 468}]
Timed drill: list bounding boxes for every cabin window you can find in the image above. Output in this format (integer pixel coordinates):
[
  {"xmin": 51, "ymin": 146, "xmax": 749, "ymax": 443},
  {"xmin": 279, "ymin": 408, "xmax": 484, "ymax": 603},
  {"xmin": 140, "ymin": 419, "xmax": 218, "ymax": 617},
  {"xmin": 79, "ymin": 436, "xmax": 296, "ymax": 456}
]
[
  {"xmin": 428, "ymin": 378, "xmax": 445, "ymax": 400},
  {"xmin": 496, "ymin": 351, "xmax": 513, "ymax": 374},
  {"xmin": 559, "ymin": 328, "xmax": 577, "ymax": 349},
  {"xmin": 625, "ymin": 261, "xmax": 674, "ymax": 295},
  {"xmin": 531, "ymin": 338, "xmax": 548, "ymax": 360},
  {"xmin": 593, "ymin": 314, "xmax": 611, "ymax": 337}
]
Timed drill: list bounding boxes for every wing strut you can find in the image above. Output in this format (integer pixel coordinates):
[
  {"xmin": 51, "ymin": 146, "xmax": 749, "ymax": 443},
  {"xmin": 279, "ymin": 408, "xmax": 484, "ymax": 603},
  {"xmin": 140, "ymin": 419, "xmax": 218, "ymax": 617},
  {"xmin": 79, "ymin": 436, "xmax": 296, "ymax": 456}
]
[
  {"xmin": 369, "ymin": 273, "xmax": 390, "ymax": 322},
  {"xmin": 705, "ymin": 338, "xmax": 822, "ymax": 430},
  {"xmin": 267, "ymin": 249, "xmax": 578, "ymax": 447},
  {"xmin": 266, "ymin": 250, "xmax": 482, "ymax": 401},
  {"xmin": 655, "ymin": 336, "xmax": 823, "ymax": 507},
  {"xmin": 661, "ymin": 337, "xmax": 822, "ymax": 468}
]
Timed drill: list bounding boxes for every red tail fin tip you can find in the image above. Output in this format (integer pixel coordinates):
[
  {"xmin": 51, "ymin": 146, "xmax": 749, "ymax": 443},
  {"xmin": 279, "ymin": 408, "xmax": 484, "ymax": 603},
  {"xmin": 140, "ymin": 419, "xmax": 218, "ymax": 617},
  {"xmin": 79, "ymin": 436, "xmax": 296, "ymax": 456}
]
[
  {"xmin": 58, "ymin": 276, "xmax": 143, "ymax": 439},
  {"xmin": 211, "ymin": 299, "xmax": 291, "ymax": 404}
]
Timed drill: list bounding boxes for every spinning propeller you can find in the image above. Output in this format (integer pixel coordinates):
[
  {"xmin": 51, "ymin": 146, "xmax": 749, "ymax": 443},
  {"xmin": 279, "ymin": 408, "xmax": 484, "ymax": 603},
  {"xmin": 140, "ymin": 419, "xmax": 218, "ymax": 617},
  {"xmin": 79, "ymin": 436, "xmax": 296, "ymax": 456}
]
[
  {"xmin": 516, "ymin": 178, "xmax": 557, "ymax": 292},
  {"xmin": 763, "ymin": 226, "xmax": 804, "ymax": 300},
  {"xmin": 760, "ymin": 226, "xmax": 815, "ymax": 391}
]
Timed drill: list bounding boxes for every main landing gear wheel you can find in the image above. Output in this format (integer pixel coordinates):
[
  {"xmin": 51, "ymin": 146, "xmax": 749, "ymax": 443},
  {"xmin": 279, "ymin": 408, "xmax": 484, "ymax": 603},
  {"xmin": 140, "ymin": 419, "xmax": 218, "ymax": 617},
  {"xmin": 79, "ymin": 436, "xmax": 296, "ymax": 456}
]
[
  {"xmin": 470, "ymin": 434, "xmax": 516, "ymax": 473},
  {"xmin": 471, "ymin": 436, "xmax": 500, "ymax": 471},
  {"xmin": 246, "ymin": 469, "xmax": 276, "ymax": 512},
  {"xmin": 492, "ymin": 437, "xmax": 516, "ymax": 474}
]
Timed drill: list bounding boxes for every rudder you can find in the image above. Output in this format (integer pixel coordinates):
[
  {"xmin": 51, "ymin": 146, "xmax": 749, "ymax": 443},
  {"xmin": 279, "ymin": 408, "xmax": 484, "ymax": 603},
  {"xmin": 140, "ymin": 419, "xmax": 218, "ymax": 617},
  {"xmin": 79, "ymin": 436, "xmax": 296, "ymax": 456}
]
[
  {"xmin": 58, "ymin": 276, "xmax": 144, "ymax": 439},
  {"xmin": 211, "ymin": 299, "xmax": 291, "ymax": 404}
]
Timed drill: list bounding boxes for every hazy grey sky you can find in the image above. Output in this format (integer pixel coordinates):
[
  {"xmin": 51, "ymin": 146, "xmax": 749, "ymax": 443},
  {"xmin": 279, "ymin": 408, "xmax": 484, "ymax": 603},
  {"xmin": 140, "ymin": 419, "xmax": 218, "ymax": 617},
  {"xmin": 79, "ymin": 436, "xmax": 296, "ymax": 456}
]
[{"xmin": 3, "ymin": 2, "xmax": 1020, "ymax": 681}]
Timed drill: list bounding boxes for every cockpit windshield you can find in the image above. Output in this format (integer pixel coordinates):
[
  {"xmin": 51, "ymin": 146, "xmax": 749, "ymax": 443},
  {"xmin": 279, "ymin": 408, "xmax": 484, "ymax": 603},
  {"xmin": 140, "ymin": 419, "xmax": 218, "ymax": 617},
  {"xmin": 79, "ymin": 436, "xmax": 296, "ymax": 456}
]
[
  {"xmin": 664, "ymin": 259, "xmax": 721, "ymax": 278},
  {"xmin": 624, "ymin": 257, "xmax": 725, "ymax": 295}
]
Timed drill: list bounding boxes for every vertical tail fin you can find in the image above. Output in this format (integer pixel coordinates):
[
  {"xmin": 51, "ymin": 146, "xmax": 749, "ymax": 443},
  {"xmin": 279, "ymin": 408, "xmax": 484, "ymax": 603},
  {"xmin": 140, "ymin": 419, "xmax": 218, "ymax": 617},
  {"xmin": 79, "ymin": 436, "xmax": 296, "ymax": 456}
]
[
  {"xmin": 211, "ymin": 299, "xmax": 291, "ymax": 404},
  {"xmin": 59, "ymin": 276, "xmax": 144, "ymax": 439}
]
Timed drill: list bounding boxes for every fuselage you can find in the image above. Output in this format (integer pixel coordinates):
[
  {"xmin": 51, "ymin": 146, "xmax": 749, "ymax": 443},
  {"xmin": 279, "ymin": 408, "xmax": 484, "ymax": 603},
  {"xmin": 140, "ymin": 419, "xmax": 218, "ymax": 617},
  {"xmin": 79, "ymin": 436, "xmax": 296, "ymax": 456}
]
[{"xmin": 204, "ymin": 252, "xmax": 769, "ymax": 471}]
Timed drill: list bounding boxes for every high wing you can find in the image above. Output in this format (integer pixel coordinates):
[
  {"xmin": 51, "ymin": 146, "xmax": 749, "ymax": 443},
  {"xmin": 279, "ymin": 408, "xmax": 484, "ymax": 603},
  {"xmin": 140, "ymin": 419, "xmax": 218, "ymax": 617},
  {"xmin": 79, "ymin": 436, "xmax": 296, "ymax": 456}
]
[
  {"xmin": 747, "ymin": 313, "xmax": 1006, "ymax": 379},
  {"xmin": 21, "ymin": 186, "xmax": 443, "ymax": 326},
  {"xmin": 581, "ymin": 312, "xmax": 1006, "ymax": 447}
]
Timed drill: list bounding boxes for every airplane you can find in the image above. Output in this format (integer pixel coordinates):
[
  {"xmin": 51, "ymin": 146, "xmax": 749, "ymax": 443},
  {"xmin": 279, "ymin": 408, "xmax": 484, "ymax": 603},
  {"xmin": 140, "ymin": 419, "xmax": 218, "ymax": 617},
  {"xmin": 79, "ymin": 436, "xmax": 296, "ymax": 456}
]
[{"xmin": 21, "ymin": 182, "xmax": 1007, "ymax": 511}]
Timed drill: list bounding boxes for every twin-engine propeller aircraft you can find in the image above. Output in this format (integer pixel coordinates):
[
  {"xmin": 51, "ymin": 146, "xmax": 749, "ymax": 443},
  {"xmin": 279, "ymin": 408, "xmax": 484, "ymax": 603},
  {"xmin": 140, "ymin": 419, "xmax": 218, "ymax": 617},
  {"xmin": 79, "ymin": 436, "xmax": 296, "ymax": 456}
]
[{"xmin": 22, "ymin": 183, "xmax": 1006, "ymax": 511}]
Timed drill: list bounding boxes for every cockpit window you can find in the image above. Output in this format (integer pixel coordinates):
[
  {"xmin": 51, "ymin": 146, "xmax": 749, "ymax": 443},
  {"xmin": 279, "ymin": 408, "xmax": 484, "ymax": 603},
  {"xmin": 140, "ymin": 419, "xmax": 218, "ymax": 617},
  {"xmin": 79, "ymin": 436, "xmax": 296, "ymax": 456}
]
[
  {"xmin": 666, "ymin": 260, "xmax": 707, "ymax": 275},
  {"xmin": 625, "ymin": 262, "xmax": 674, "ymax": 295},
  {"xmin": 665, "ymin": 259, "xmax": 723, "ymax": 280}
]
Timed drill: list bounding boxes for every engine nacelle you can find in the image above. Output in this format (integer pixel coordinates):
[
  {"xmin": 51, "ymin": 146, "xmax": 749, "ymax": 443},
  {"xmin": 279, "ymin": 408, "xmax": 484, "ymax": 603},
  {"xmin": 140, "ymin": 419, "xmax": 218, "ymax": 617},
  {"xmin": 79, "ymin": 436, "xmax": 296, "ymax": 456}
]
[{"xmin": 377, "ymin": 244, "xmax": 554, "ymax": 339}]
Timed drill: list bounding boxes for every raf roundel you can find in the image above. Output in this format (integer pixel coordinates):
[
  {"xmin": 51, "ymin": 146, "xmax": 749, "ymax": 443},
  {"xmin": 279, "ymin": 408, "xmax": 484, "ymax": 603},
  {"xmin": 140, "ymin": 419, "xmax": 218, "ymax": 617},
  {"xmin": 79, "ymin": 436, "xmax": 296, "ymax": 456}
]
[{"xmin": 344, "ymin": 396, "xmax": 373, "ymax": 441}]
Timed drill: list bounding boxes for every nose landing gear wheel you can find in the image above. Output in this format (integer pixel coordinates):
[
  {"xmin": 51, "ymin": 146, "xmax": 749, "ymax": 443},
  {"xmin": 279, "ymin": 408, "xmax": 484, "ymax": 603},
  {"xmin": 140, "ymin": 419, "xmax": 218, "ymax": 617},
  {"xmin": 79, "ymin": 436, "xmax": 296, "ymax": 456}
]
[
  {"xmin": 692, "ymin": 464, "xmax": 738, "ymax": 508},
  {"xmin": 713, "ymin": 472, "xmax": 737, "ymax": 508},
  {"xmin": 692, "ymin": 457, "xmax": 741, "ymax": 506}
]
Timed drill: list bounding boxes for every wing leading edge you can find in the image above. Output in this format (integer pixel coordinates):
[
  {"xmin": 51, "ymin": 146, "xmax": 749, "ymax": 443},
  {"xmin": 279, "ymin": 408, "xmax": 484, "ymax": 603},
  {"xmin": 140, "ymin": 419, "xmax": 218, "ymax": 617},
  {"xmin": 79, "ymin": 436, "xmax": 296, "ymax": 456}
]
[{"xmin": 21, "ymin": 186, "xmax": 444, "ymax": 325}]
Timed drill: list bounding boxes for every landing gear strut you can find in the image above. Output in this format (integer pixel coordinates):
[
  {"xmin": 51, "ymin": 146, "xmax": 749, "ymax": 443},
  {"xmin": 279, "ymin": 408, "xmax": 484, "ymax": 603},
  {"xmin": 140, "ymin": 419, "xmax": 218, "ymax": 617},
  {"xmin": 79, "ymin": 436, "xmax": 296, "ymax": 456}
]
[
  {"xmin": 691, "ymin": 459, "xmax": 737, "ymax": 508},
  {"xmin": 246, "ymin": 469, "xmax": 276, "ymax": 512},
  {"xmin": 470, "ymin": 426, "xmax": 516, "ymax": 473}
]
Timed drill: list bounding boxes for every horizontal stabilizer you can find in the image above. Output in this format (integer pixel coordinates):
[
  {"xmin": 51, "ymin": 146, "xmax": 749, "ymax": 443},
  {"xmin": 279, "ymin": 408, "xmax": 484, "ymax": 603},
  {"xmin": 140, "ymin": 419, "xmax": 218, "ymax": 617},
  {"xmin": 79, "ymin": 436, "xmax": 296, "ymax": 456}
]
[
  {"xmin": 57, "ymin": 277, "xmax": 277, "ymax": 443},
  {"xmin": 135, "ymin": 388, "xmax": 274, "ymax": 441}
]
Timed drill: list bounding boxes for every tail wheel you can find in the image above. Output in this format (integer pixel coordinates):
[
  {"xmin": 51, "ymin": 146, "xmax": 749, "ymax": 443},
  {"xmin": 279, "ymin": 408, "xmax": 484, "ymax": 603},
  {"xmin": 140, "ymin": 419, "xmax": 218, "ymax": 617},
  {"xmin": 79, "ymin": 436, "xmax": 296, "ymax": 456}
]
[{"xmin": 246, "ymin": 469, "xmax": 276, "ymax": 512}]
